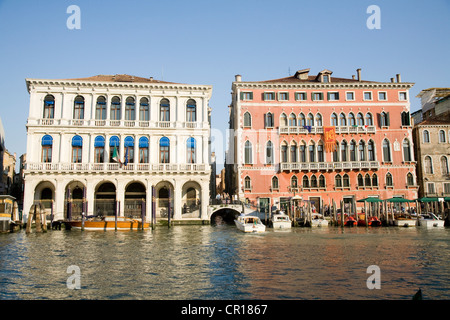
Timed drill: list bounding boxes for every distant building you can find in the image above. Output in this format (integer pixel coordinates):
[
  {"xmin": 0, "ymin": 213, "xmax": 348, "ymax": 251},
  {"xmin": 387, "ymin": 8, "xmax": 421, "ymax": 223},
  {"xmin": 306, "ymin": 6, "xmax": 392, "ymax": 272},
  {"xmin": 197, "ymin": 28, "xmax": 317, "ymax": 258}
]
[
  {"xmin": 23, "ymin": 74, "xmax": 213, "ymax": 223},
  {"xmin": 415, "ymin": 88, "xmax": 450, "ymax": 123},
  {"xmin": 0, "ymin": 117, "xmax": 5, "ymax": 194},
  {"xmin": 2, "ymin": 149, "xmax": 16, "ymax": 195},
  {"xmin": 226, "ymin": 68, "xmax": 418, "ymax": 214}
]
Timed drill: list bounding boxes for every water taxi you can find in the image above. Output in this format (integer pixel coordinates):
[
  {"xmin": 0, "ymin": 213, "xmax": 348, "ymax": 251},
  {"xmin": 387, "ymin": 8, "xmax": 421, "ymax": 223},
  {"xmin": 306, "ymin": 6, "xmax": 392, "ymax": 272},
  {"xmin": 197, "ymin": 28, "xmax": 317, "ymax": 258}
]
[
  {"xmin": 357, "ymin": 214, "xmax": 382, "ymax": 227},
  {"xmin": 234, "ymin": 215, "xmax": 266, "ymax": 233},
  {"xmin": 417, "ymin": 213, "xmax": 445, "ymax": 228},
  {"xmin": 65, "ymin": 216, "xmax": 150, "ymax": 230},
  {"xmin": 270, "ymin": 214, "xmax": 292, "ymax": 229}
]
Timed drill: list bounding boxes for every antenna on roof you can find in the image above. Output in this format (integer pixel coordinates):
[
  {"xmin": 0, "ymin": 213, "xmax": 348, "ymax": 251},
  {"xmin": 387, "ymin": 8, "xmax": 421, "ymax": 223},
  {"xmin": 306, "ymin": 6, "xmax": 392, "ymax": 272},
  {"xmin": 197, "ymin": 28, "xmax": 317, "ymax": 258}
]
[{"xmin": 288, "ymin": 67, "xmax": 291, "ymax": 76}]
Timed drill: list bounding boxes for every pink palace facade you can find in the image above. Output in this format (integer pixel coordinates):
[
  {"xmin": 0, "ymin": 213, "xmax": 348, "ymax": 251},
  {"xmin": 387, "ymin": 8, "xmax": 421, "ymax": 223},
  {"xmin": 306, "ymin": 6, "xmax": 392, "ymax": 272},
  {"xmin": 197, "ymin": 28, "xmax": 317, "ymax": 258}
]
[{"xmin": 226, "ymin": 68, "xmax": 418, "ymax": 214}]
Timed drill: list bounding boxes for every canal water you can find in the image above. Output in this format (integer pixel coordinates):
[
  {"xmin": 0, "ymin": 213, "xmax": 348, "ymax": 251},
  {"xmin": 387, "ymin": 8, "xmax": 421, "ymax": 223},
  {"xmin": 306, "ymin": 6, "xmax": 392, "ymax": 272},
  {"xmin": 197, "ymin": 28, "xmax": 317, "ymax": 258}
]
[{"xmin": 0, "ymin": 225, "xmax": 449, "ymax": 300}]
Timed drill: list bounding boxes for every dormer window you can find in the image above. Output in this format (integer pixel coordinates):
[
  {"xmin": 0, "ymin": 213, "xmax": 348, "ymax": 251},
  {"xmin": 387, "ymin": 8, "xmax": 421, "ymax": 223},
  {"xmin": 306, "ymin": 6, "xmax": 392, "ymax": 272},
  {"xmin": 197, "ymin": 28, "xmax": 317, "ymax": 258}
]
[
  {"xmin": 323, "ymin": 75, "xmax": 329, "ymax": 83},
  {"xmin": 316, "ymin": 69, "xmax": 333, "ymax": 83}
]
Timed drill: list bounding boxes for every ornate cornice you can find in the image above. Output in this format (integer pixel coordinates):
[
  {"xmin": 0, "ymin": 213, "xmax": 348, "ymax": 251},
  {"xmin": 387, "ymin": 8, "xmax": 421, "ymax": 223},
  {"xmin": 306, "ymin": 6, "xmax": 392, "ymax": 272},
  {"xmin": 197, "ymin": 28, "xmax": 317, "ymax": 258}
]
[{"xmin": 233, "ymin": 81, "xmax": 414, "ymax": 90}]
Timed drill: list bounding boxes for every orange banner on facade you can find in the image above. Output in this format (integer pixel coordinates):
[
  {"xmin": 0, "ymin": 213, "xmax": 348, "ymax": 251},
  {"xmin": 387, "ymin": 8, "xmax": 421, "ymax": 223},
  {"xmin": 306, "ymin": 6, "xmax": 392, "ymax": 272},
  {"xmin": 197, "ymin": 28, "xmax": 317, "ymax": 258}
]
[{"xmin": 323, "ymin": 126, "xmax": 336, "ymax": 152}]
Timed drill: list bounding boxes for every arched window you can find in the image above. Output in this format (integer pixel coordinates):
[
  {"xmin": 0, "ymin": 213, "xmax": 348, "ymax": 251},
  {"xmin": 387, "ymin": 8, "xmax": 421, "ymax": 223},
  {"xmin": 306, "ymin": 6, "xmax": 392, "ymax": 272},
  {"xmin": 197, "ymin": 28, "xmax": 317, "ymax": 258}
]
[
  {"xmin": 339, "ymin": 113, "xmax": 347, "ymax": 126},
  {"xmin": 307, "ymin": 113, "xmax": 314, "ymax": 127},
  {"xmin": 265, "ymin": 112, "xmax": 274, "ymax": 128},
  {"xmin": 357, "ymin": 113, "xmax": 364, "ymax": 126},
  {"xmin": 335, "ymin": 174, "xmax": 342, "ymax": 188},
  {"xmin": 331, "ymin": 113, "xmax": 338, "ymax": 126},
  {"xmin": 403, "ymin": 139, "xmax": 412, "ymax": 162},
  {"xmin": 111, "ymin": 96, "xmax": 121, "ymax": 120},
  {"xmin": 244, "ymin": 141, "xmax": 252, "ymax": 164},
  {"xmin": 303, "ymin": 175, "xmax": 310, "ymax": 188},
  {"xmin": 299, "ymin": 142, "xmax": 306, "ymax": 162},
  {"xmin": 386, "ymin": 172, "xmax": 393, "ymax": 187},
  {"xmin": 441, "ymin": 156, "xmax": 449, "ymax": 175},
  {"xmin": 358, "ymin": 140, "xmax": 366, "ymax": 161},
  {"xmin": 368, "ymin": 140, "xmax": 375, "ymax": 161},
  {"xmin": 291, "ymin": 175, "xmax": 298, "ymax": 188},
  {"xmin": 372, "ymin": 174, "xmax": 378, "ymax": 187},
  {"xmin": 319, "ymin": 175, "xmax": 325, "ymax": 188},
  {"xmin": 349, "ymin": 140, "xmax": 357, "ymax": 161},
  {"xmin": 94, "ymin": 136, "xmax": 105, "ymax": 163},
  {"xmin": 439, "ymin": 130, "xmax": 446, "ymax": 143},
  {"xmin": 357, "ymin": 174, "xmax": 364, "ymax": 187},
  {"xmin": 316, "ymin": 113, "xmax": 323, "ymax": 127},
  {"xmin": 348, "ymin": 113, "xmax": 356, "ymax": 126},
  {"xmin": 266, "ymin": 141, "xmax": 274, "ymax": 164},
  {"xmin": 125, "ymin": 97, "xmax": 135, "ymax": 120},
  {"xmin": 43, "ymin": 95, "xmax": 55, "ymax": 119},
  {"xmin": 317, "ymin": 142, "xmax": 324, "ymax": 162},
  {"xmin": 96, "ymin": 96, "xmax": 107, "ymax": 120},
  {"xmin": 299, "ymin": 113, "xmax": 306, "ymax": 127},
  {"xmin": 289, "ymin": 113, "xmax": 297, "ymax": 126},
  {"xmin": 383, "ymin": 139, "xmax": 391, "ymax": 162},
  {"xmin": 341, "ymin": 141, "xmax": 348, "ymax": 162},
  {"xmin": 423, "ymin": 130, "xmax": 430, "ymax": 143},
  {"xmin": 41, "ymin": 135, "xmax": 53, "ymax": 163},
  {"xmin": 308, "ymin": 142, "xmax": 315, "ymax": 162},
  {"xmin": 139, "ymin": 98, "xmax": 149, "ymax": 121},
  {"xmin": 407, "ymin": 172, "xmax": 414, "ymax": 186},
  {"xmin": 160, "ymin": 99, "xmax": 170, "ymax": 121},
  {"xmin": 244, "ymin": 176, "xmax": 251, "ymax": 190},
  {"xmin": 343, "ymin": 174, "xmax": 350, "ymax": 187},
  {"xmin": 290, "ymin": 142, "xmax": 298, "ymax": 163},
  {"xmin": 244, "ymin": 112, "xmax": 252, "ymax": 127},
  {"xmin": 365, "ymin": 174, "xmax": 371, "ymax": 187},
  {"xmin": 109, "ymin": 136, "xmax": 120, "ymax": 163},
  {"xmin": 365, "ymin": 113, "xmax": 373, "ymax": 126},
  {"xmin": 281, "ymin": 141, "xmax": 288, "ymax": 163},
  {"xmin": 186, "ymin": 99, "xmax": 197, "ymax": 122},
  {"xmin": 160, "ymin": 137, "xmax": 170, "ymax": 163},
  {"xmin": 280, "ymin": 113, "xmax": 288, "ymax": 127},
  {"xmin": 124, "ymin": 136, "xmax": 134, "ymax": 164},
  {"xmin": 139, "ymin": 137, "xmax": 149, "ymax": 163},
  {"xmin": 187, "ymin": 137, "xmax": 196, "ymax": 164},
  {"xmin": 333, "ymin": 142, "xmax": 339, "ymax": 162},
  {"xmin": 73, "ymin": 95, "xmax": 85, "ymax": 119},
  {"xmin": 310, "ymin": 175, "xmax": 318, "ymax": 188},
  {"xmin": 380, "ymin": 112, "xmax": 389, "ymax": 126},
  {"xmin": 271, "ymin": 176, "xmax": 279, "ymax": 190},
  {"xmin": 72, "ymin": 135, "xmax": 83, "ymax": 163}
]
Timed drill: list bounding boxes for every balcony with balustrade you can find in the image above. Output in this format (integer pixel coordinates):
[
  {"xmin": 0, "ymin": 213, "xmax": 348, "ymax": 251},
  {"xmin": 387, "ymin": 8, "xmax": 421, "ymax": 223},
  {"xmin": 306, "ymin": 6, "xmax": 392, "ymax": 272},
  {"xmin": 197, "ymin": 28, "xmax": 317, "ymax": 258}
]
[
  {"xmin": 280, "ymin": 161, "xmax": 380, "ymax": 172},
  {"xmin": 278, "ymin": 125, "xmax": 376, "ymax": 135}
]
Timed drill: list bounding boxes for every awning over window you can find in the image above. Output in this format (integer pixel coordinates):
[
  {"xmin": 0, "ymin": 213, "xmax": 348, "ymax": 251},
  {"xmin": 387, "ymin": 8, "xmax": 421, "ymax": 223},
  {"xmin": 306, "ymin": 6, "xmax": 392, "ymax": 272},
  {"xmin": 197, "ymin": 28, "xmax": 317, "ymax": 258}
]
[
  {"xmin": 139, "ymin": 137, "xmax": 149, "ymax": 148},
  {"xmin": 110, "ymin": 136, "xmax": 120, "ymax": 147},
  {"xmin": 160, "ymin": 137, "xmax": 170, "ymax": 147},
  {"xmin": 94, "ymin": 136, "xmax": 105, "ymax": 147},
  {"xmin": 72, "ymin": 135, "xmax": 83, "ymax": 147},
  {"xmin": 124, "ymin": 136, "xmax": 134, "ymax": 147},
  {"xmin": 187, "ymin": 137, "xmax": 196, "ymax": 148},
  {"xmin": 41, "ymin": 135, "xmax": 53, "ymax": 146}
]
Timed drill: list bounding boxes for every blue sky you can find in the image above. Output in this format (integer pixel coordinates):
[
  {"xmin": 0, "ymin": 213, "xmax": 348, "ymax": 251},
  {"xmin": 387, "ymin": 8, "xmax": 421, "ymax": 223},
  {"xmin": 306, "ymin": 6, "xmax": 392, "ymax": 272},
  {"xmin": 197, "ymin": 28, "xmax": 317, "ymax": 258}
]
[{"xmin": 0, "ymin": 0, "xmax": 449, "ymax": 169}]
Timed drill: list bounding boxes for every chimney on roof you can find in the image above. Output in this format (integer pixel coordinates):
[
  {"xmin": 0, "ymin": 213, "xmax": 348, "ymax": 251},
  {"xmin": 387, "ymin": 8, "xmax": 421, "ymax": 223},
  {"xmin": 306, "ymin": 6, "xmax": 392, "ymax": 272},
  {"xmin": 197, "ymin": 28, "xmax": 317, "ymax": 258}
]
[
  {"xmin": 235, "ymin": 74, "xmax": 242, "ymax": 82},
  {"xmin": 150, "ymin": 77, "xmax": 154, "ymax": 81},
  {"xmin": 391, "ymin": 78, "xmax": 395, "ymax": 83},
  {"xmin": 396, "ymin": 74, "xmax": 401, "ymax": 83},
  {"xmin": 357, "ymin": 68, "xmax": 361, "ymax": 82},
  {"xmin": 352, "ymin": 75, "xmax": 355, "ymax": 80}
]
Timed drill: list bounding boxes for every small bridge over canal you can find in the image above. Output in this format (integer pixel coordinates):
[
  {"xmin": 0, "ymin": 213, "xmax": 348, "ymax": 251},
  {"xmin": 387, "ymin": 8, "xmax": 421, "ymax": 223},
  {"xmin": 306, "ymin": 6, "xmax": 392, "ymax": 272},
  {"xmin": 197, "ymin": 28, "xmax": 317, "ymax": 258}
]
[{"xmin": 208, "ymin": 200, "xmax": 264, "ymax": 225}]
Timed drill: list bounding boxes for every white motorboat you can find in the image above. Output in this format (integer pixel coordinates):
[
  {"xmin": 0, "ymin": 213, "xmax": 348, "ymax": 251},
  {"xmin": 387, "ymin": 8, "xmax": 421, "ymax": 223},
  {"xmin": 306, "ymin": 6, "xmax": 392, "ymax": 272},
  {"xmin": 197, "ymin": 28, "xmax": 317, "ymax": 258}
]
[
  {"xmin": 417, "ymin": 213, "xmax": 445, "ymax": 228},
  {"xmin": 392, "ymin": 214, "xmax": 417, "ymax": 227},
  {"xmin": 271, "ymin": 214, "xmax": 292, "ymax": 229},
  {"xmin": 234, "ymin": 215, "xmax": 266, "ymax": 233},
  {"xmin": 310, "ymin": 214, "xmax": 329, "ymax": 227}
]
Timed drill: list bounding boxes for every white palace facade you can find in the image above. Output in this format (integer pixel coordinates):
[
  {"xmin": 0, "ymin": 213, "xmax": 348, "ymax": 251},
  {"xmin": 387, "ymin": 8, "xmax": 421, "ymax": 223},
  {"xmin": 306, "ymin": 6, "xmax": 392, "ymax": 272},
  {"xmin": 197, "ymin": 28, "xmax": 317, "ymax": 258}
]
[{"xmin": 23, "ymin": 74, "xmax": 212, "ymax": 224}]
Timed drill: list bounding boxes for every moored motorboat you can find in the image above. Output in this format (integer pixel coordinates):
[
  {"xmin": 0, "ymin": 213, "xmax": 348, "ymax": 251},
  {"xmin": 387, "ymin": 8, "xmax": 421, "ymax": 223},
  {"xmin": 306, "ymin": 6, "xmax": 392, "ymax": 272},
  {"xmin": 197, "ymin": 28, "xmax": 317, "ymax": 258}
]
[
  {"xmin": 392, "ymin": 214, "xmax": 417, "ymax": 227},
  {"xmin": 357, "ymin": 214, "xmax": 382, "ymax": 227},
  {"xmin": 338, "ymin": 214, "xmax": 357, "ymax": 226},
  {"xmin": 310, "ymin": 214, "xmax": 329, "ymax": 227},
  {"xmin": 234, "ymin": 215, "xmax": 266, "ymax": 233},
  {"xmin": 417, "ymin": 213, "xmax": 445, "ymax": 228},
  {"xmin": 65, "ymin": 216, "xmax": 150, "ymax": 230},
  {"xmin": 270, "ymin": 214, "xmax": 292, "ymax": 229}
]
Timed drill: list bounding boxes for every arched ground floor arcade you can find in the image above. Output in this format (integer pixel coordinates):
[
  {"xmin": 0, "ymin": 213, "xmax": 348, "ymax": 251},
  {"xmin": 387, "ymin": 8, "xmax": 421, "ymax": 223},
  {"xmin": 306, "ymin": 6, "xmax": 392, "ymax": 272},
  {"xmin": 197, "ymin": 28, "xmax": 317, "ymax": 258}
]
[{"xmin": 23, "ymin": 173, "xmax": 211, "ymax": 224}]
